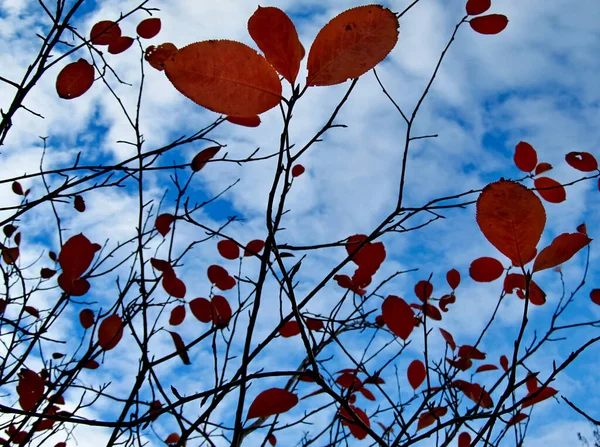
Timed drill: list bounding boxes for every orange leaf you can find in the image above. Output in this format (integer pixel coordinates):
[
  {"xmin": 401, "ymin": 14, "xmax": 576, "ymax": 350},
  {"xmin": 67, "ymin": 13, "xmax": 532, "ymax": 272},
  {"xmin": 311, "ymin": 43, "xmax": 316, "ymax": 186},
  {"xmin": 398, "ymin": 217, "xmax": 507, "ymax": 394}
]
[
  {"xmin": 191, "ymin": 146, "xmax": 220, "ymax": 172},
  {"xmin": 79, "ymin": 309, "xmax": 95, "ymax": 329},
  {"xmin": 155, "ymin": 213, "xmax": 174, "ymax": 237},
  {"xmin": 458, "ymin": 432, "xmax": 471, "ymax": 447},
  {"xmin": 535, "ymin": 162, "xmax": 553, "ymax": 176},
  {"xmin": 137, "ymin": 18, "xmax": 161, "ymax": 39},
  {"xmin": 247, "ymin": 388, "xmax": 298, "ymax": 419},
  {"xmin": 514, "ymin": 141, "xmax": 538, "ymax": 172},
  {"xmin": 439, "ymin": 328, "xmax": 456, "ymax": 350},
  {"xmin": 145, "ymin": 43, "xmax": 178, "ymax": 71},
  {"xmin": 248, "ymin": 6, "xmax": 304, "ymax": 84},
  {"xmin": 98, "ymin": 314, "xmax": 123, "ymax": 351},
  {"xmin": 469, "ymin": 14, "xmax": 509, "ymax": 35},
  {"xmin": 565, "ymin": 151, "xmax": 598, "ymax": 172},
  {"xmin": 417, "ymin": 406, "xmax": 447, "ymax": 431},
  {"xmin": 407, "ymin": 360, "xmax": 426, "ymax": 390},
  {"xmin": 534, "ymin": 177, "xmax": 566, "ymax": 203},
  {"xmin": 466, "ymin": 0, "xmax": 490, "ymax": 15},
  {"xmin": 532, "ymin": 232, "xmax": 592, "ymax": 272},
  {"xmin": 469, "ymin": 256, "xmax": 504, "ymax": 282},
  {"xmin": 226, "ymin": 115, "xmax": 261, "ymax": 127},
  {"xmin": 108, "ymin": 36, "xmax": 134, "ymax": 55},
  {"xmin": 169, "ymin": 305, "xmax": 186, "ymax": 326},
  {"xmin": 90, "ymin": 20, "xmax": 121, "ymax": 45},
  {"xmin": 476, "ymin": 180, "xmax": 546, "ymax": 266},
  {"xmin": 164, "ymin": 40, "xmax": 282, "ymax": 117},
  {"xmin": 168, "ymin": 331, "xmax": 191, "ymax": 365},
  {"xmin": 306, "ymin": 5, "xmax": 399, "ymax": 86},
  {"xmin": 446, "ymin": 269, "xmax": 460, "ymax": 289},
  {"xmin": 189, "ymin": 297, "xmax": 213, "ymax": 322},
  {"xmin": 56, "ymin": 59, "xmax": 95, "ymax": 100},
  {"xmin": 217, "ymin": 240, "xmax": 240, "ymax": 260},
  {"xmin": 382, "ymin": 295, "xmax": 415, "ymax": 340}
]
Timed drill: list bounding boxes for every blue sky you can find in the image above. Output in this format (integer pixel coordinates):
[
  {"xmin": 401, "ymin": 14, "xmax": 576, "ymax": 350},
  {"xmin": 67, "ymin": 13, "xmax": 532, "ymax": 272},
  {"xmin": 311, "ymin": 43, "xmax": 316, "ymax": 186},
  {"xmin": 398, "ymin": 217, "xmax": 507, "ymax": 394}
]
[{"xmin": 1, "ymin": 0, "xmax": 599, "ymax": 446}]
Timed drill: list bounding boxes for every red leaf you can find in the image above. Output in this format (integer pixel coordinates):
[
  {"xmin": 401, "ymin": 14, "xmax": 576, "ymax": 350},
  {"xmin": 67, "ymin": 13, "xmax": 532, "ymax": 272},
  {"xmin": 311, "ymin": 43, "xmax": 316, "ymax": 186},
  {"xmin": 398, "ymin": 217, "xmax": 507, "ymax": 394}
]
[
  {"xmin": 279, "ymin": 320, "xmax": 301, "ymax": 337},
  {"xmin": 150, "ymin": 258, "xmax": 172, "ymax": 273},
  {"xmin": 12, "ymin": 181, "xmax": 24, "ymax": 195},
  {"xmin": 244, "ymin": 239, "xmax": 265, "ymax": 257},
  {"xmin": 534, "ymin": 177, "xmax": 566, "ymax": 203},
  {"xmin": 248, "ymin": 6, "xmax": 304, "ymax": 84},
  {"xmin": 98, "ymin": 314, "xmax": 124, "ymax": 351},
  {"xmin": 507, "ymin": 412, "xmax": 528, "ymax": 426},
  {"xmin": 57, "ymin": 275, "xmax": 90, "ymax": 296},
  {"xmin": 191, "ymin": 146, "xmax": 220, "ymax": 172},
  {"xmin": 446, "ymin": 357, "xmax": 473, "ymax": 371},
  {"xmin": 307, "ymin": 5, "xmax": 399, "ymax": 86},
  {"xmin": 305, "ymin": 317, "xmax": 324, "ymax": 331},
  {"xmin": 17, "ymin": 369, "xmax": 45, "ymax": 411},
  {"xmin": 374, "ymin": 314, "xmax": 385, "ymax": 327},
  {"xmin": 207, "ymin": 264, "xmax": 229, "ymax": 284},
  {"xmin": 591, "ymin": 289, "xmax": 600, "ymax": 306},
  {"xmin": 466, "ymin": 0, "xmax": 490, "ymax": 15},
  {"xmin": 2, "ymin": 247, "xmax": 19, "ymax": 264},
  {"xmin": 475, "ymin": 364, "xmax": 499, "ymax": 373},
  {"xmin": 458, "ymin": 345, "xmax": 486, "ymax": 360},
  {"xmin": 336, "ymin": 372, "xmax": 363, "ymax": 390},
  {"xmin": 291, "ymin": 164, "xmax": 305, "ymax": 177},
  {"xmin": 217, "ymin": 240, "xmax": 240, "ymax": 260},
  {"xmin": 79, "ymin": 309, "xmax": 95, "ymax": 329},
  {"xmin": 414, "ymin": 280, "xmax": 433, "ymax": 302},
  {"xmin": 108, "ymin": 36, "xmax": 134, "ymax": 55},
  {"xmin": 358, "ymin": 387, "xmax": 376, "ymax": 401},
  {"xmin": 136, "ymin": 18, "xmax": 161, "ymax": 39},
  {"xmin": 514, "ymin": 141, "xmax": 538, "ymax": 172},
  {"xmin": 339, "ymin": 406, "xmax": 371, "ymax": 440},
  {"xmin": 169, "ymin": 305, "xmax": 186, "ymax": 326},
  {"xmin": 407, "ymin": 360, "xmax": 426, "ymax": 390},
  {"xmin": 165, "ymin": 433, "xmax": 180, "ymax": 445},
  {"xmin": 521, "ymin": 385, "xmax": 558, "ymax": 408},
  {"xmin": 211, "ymin": 295, "xmax": 232, "ymax": 327},
  {"xmin": 533, "ymin": 232, "xmax": 592, "ymax": 273},
  {"xmin": 535, "ymin": 162, "xmax": 553, "ymax": 176},
  {"xmin": 0, "ymin": 298, "xmax": 6, "ymax": 314},
  {"xmin": 215, "ymin": 275, "xmax": 236, "ymax": 291},
  {"xmin": 189, "ymin": 297, "xmax": 213, "ymax": 322},
  {"xmin": 446, "ymin": 269, "xmax": 460, "ymax": 289},
  {"xmin": 268, "ymin": 434, "xmax": 277, "ymax": 446},
  {"xmin": 417, "ymin": 406, "xmax": 447, "ymax": 431},
  {"xmin": 439, "ymin": 293, "xmax": 456, "ymax": 312},
  {"xmin": 83, "ymin": 360, "xmax": 99, "ymax": 369},
  {"xmin": 458, "ymin": 432, "xmax": 472, "ymax": 447},
  {"xmin": 526, "ymin": 374, "xmax": 539, "ymax": 393},
  {"xmin": 476, "ymin": 181, "xmax": 546, "ymax": 266},
  {"xmin": 565, "ymin": 151, "xmax": 598, "ymax": 172},
  {"xmin": 3, "ymin": 224, "xmax": 17, "ymax": 238},
  {"xmin": 469, "ymin": 256, "xmax": 504, "ymax": 282},
  {"xmin": 469, "ymin": 14, "xmax": 509, "ymax": 35},
  {"xmin": 56, "ymin": 59, "xmax": 95, "ymax": 99},
  {"xmin": 162, "ymin": 272, "xmax": 186, "ymax": 298},
  {"xmin": 504, "ymin": 273, "xmax": 547, "ymax": 305},
  {"xmin": 247, "ymin": 388, "xmax": 298, "ymax": 419},
  {"xmin": 74, "ymin": 195, "xmax": 85, "ymax": 212},
  {"xmin": 226, "ymin": 115, "xmax": 261, "ymax": 127},
  {"xmin": 58, "ymin": 234, "xmax": 99, "ymax": 278},
  {"xmin": 382, "ymin": 295, "xmax": 415, "ymax": 340},
  {"xmin": 155, "ymin": 213, "xmax": 175, "ymax": 237},
  {"xmin": 168, "ymin": 331, "xmax": 191, "ymax": 365},
  {"xmin": 90, "ymin": 20, "xmax": 121, "ymax": 45},
  {"xmin": 164, "ymin": 40, "xmax": 282, "ymax": 117},
  {"xmin": 577, "ymin": 223, "xmax": 587, "ymax": 235},
  {"xmin": 412, "ymin": 303, "xmax": 442, "ymax": 321},
  {"xmin": 145, "ymin": 43, "xmax": 178, "ymax": 71},
  {"xmin": 24, "ymin": 306, "xmax": 39, "ymax": 318},
  {"xmin": 55, "ymin": 443, "xmax": 67, "ymax": 447},
  {"xmin": 500, "ymin": 355, "xmax": 509, "ymax": 371},
  {"xmin": 439, "ymin": 328, "xmax": 456, "ymax": 350},
  {"xmin": 364, "ymin": 375, "xmax": 385, "ymax": 385},
  {"xmin": 462, "ymin": 382, "xmax": 494, "ymax": 408}
]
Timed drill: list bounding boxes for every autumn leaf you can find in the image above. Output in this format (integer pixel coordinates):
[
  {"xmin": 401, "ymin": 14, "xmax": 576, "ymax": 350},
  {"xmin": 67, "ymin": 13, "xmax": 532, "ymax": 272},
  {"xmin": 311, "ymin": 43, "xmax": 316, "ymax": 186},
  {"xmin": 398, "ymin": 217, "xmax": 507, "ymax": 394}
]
[
  {"xmin": 521, "ymin": 385, "xmax": 558, "ymax": 408},
  {"xmin": 417, "ymin": 406, "xmax": 447, "ymax": 431},
  {"xmin": 439, "ymin": 328, "xmax": 456, "ymax": 350},
  {"xmin": 279, "ymin": 320, "xmax": 301, "ymax": 337},
  {"xmin": 591, "ymin": 289, "xmax": 600, "ymax": 306},
  {"xmin": 475, "ymin": 364, "xmax": 499, "ymax": 373},
  {"xmin": 458, "ymin": 432, "xmax": 472, "ymax": 447},
  {"xmin": 74, "ymin": 195, "xmax": 85, "ymax": 212},
  {"xmin": 79, "ymin": 309, "xmax": 95, "ymax": 329},
  {"xmin": 189, "ymin": 297, "xmax": 213, "ymax": 322},
  {"xmin": 90, "ymin": 20, "xmax": 121, "ymax": 45},
  {"xmin": 446, "ymin": 269, "xmax": 460, "ymax": 289},
  {"xmin": 534, "ymin": 177, "xmax": 566, "ymax": 203},
  {"xmin": 137, "ymin": 18, "xmax": 161, "ymax": 39},
  {"xmin": 504, "ymin": 273, "xmax": 547, "ymax": 305},
  {"xmin": 532, "ymin": 232, "xmax": 592, "ymax": 273},
  {"xmin": 565, "ymin": 151, "xmax": 598, "ymax": 172},
  {"xmin": 514, "ymin": 141, "xmax": 538, "ymax": 172},
  {"xmin": 169, "ymin": 305, "xmax": 186, "ymax": 326},
  {"xmin": 469, "ymin": 256, "xmax": 504, "ymax": 282},
  {"xmin": 58, "ymin": 233, "xmax": 100, "ymax": 279},
  {"xmin": 226, "ymin": 115, "xmax": 261, "ymax": 127},
  {"xmin": 244, "ymin": 239, "xmax": 265, "ymax": 257},
  {"xmin": 108, "ymin": 36, "xmax": 134, "ymax": 55},
  {"xmin": 217, "ymin": 240, "xmax": 240, "ymax": 260},
  {"xmin": 168, "ymin": 331, "xmax": 191, "ymax": 365},
  {"xmin": 382, "ymin": 295, "xmax": 415, "ymax": 340},
  {"xmin": 292, "ymin": 164, "xmax": 305, "ymax": 177},
  {"xmin": 211, "ymin": 295, "xmax": 232, "ymax": 327},
  {"xmin": 247, "ymin": 388, "xmax": 298, "ymax": 419},
  {"xmin": 466, "ymin": 0, "xmax": 490, "ymax": 15},
  {"xmin": 500, "ymin": 355, "xmax": 509, "ymax": 371},
  {"xmin": 191, "ymin": 146, "xmax": 220, "ymax": 172},
  {"xmin": 155, "ymin": 213, "xmax": 175, "ymax": 237},
  {"xmin": 162, "ymin": 272, "xmax": 186, "ymax": 298},
  {"xmin": 164, "ymin": 40, "xmax": 282, "ymax": 117},
  {"xmin": 414, "ymin": 280, "xmax": 433, "ymax": 302},
  {"xmin": 407, "ymin": 360, "xmax": 426, "ymax": 390},
  {"xmin": 145, "ymin": 43, "xmax": 178, "ymax": 71},
  {"xmin": 470, "ymin": 14, "xmax": 509, "ymax": 35},
  {"xmin": 56, "ymin": 59, "xmax": 95, "ymax": 99},
  {"xmin": 307, "ymin": 5, "xmax": 399, "ymax": 86},
  {"xmin": 98, "ymin": 314, "xmax": 124, "ymax": 351},
  {"xmin": 476, "ymin": 180, "xmax": 546, "ymax": 266},
  {"xmin": 458, "ymin": 345, "xmax": 486, "ymax": 360}
]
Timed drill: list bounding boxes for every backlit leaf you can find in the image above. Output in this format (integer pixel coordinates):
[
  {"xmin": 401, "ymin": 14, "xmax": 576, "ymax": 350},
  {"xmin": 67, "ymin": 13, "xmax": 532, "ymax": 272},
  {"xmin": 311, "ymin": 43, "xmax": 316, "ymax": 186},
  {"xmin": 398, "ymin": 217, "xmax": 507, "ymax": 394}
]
[
  {"xmin": 168, "ymin": 331, "xmax": 191, "ymax": 365},
  {"xmin": 191, "ymin": 146, "xmax": 220, "ymax": 172},
  {"xmin": 414, "ymin": 280, "xmax": 433, "ymax": 302},
  {"xmin": 466, "ymin": 0, "xmax": 490, "ymax": 15},
  {"xmin": 98, "ymin": 314, "xmax": 123, "ymax": 351},
  {"xmin": 145, "ymin": 43, "xmax": 177, "ymax": 71},
  {"xmin": 83, "ymin": 359, "xmax": 100, "ymax": 369},
  {"xmin": 137, "ymin": 18, "xmax": 161, "ymax": 39},
  {"xmin": 90, "ymin": 20, "xmax": 121, "ymax": 45},
  {"xmin": 382, "ymin": 295, "xmax": 415, "ymax": 340},
  {"xmin": 17, "ymin": 369, "xmax": 45, "ymax": 411},
  {"xmin": 79, "ymin": 309, "xmax": 95, "ymax": 329},
  {"xmin": 2, "ymin": 247, "xmax": 19, "ymax": 264},
  {"xmin": 475, "ymin": 364, "xmax": 499, "ymax": 373},
  {"xmin": 565, "ymin": 151, "xmax": 598, "ymax": 172},
  {"xmin": 469, "ymin": 256, "xmax": 504, "ymax": 282},
  {"xmin": 108, "ymin": 36, "xmax": 134, "ymax": 54},
  {"xmin": 458, "ymin": 432, "xmax": 471, "ymax": 447},
  {"xmin": 169, "ymin": 305, "xmax": 186, "ymax": 326},
  {"xmin": 162, "ymin": 272, "xmax": 186, "ymax": 298},
  {"xmin": 164, "ymin": 40, "xmax": 282, "ymax": 116},
  {"xmin": 292, "ymin": 164, "xmax": 305, "ymax": 177},
  {"xmin": 247, "ymin": 388, "xmax": 298, "ymax": 419},
  {"xmin": 500, "ymin": 355, "xmax": 509, "ymax": 371},
  {"xmin": 532, "ymin": 232, "xmax": 591, "ymax": 273},
  {"xmin": 521, "ymin": 385, "xmax": 558, "ymax": 408},
  {"xmin": 514, "ymin": 141, "xmax": 538, "ymax": 172},
  {"xmin": 165, "ymin": 433, "xmax": 180, "ymax": 445},
  {"xmin": 407, "ymin": 360, "xmax": 426, "ymax": 390},
  {"xmin": 189, "ymin": 297, "xmax": 213, "ymax": 322},
  {"xmin": 534, "ymin": 177, "xmax": 566, "ymax": 203},
  {"xmin": 305, "ymin": 317, "xmax": 324, "ymax": 331},
  {"xmin": 504, "ymin": 273, "xmax": 546, "ymax": 305},
  {"xmin": 248, "ymin": 6, "xmax": 304, "ymax": 84},
  {"xmin": 476, "ymin": 180, "xmax": 545, "ymax": 266},
  {"xmin": 56, "ymin": 59, "xmax": 95, "ymax": 99},
  {"xmin": 74, "ymin": 195, "xmax": 85, "ymax": 212},
  {"xmin": 226, "ymin": 115, "xmax": 261, "ymax": 127},
  {"xmin": 446, "ymin": 269, "xmax": 460, "ymax": 289},
  {"xmin": 244, "ymin": 239, "xmax": 265, "ymax": 257},
  {"xmin": 211, "ymin": 295, "xmax": 232, "ymax": 327},
  {"xmin": 417, "ymin": 406, "xmax": 447, "ymax": 431},
  {"xmin": 280, "ymin": 320, "xmax": 301, "ymax": 337},
  {"xmin": 591, "ymin": 289, "xmax": 600, "ymax": 306},
  {"xmin": 155, "ymin": 213, "xmax": 174, "ymax": 237},
  {"xmin": 40, "ymin": 268, "xmax": 56, "ymax": 279},
  {"xmin": 534, "ymin": 162, "xmax": 553, "ymax": 176},
  {"xmin": 439, "ymin": 328, "xmax": 456, "ymax": 350},
  {"xmin": 24, "ymin": 306, "xmax": 39, "ymax": 318},
  {"xmin": 58, "ymin": 234, "xmax": 99, "ymax": 279},
  {"xmin": 12, "ymin": 181, "xmax": 24, "ymax": 195},
  {"xmin": 268, "ymin": 434, "xmax": 277, "ymax": 446},
  {"xmin": 217, "ymin": 240, "xmax": 240, "ymax": 260},
  {"xmin": 458, "ymin": 345, "xmax": 486, "ymax": 360},
  {"xmin": 339, "ymin": 405, "xmax": 370, "ymax": 439},
  {"xmin": 507, "ymin": 412, "xmax": 528, "ymax": 426},
  {"xmin": 307, "ymin": 5, "xmax": 399, "ymax": 86},
  {"xmin": 469, "ymin": 14, "xmax": 509, "ymax": 35}
]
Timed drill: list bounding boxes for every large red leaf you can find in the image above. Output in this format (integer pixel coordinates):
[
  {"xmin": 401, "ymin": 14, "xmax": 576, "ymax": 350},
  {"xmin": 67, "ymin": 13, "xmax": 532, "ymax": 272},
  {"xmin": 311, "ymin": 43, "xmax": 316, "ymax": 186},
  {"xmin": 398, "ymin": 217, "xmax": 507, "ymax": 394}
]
[
  {"xmin": 17, "ymin": 369, "xmax": 45, "ymax": 411},
  {"xmin": 339, "ymin": 406, "xmax": 370, "ymax": 440},
  {"xmin": 382, "ymin": 295, "xmax": 415, "ymax": 340},
  {"xmin": 469, "ymin": 256, "xmax": 504, "ymax": 282},
  {"xmin": 137, "ymin": 18, "xmax": 161, "ymax": 39},
  {"xmin": 514, "ymin": 141, "xmax": 538, "ymax": 172},
  {"xmin": 532, "ymin": 232, "xmax": 592, "ymax": 273},
  {"xmin": 247, "ymin": 388, "xmax": 298, "ymax": 419},
  {"xmin": 164, "ymin": 40, "xmax": 282, "ymax": 117},
  {"xmin": 217, "ymin": 240, "xmax": 240, "ymax": 260},
  {"xmin": 162, "ymin": 272, "xmax": 186, "ymax": 298},
  {"xmin": 469, "ymin": 14, "xmax": 509, "ymax": 35},
  {"xmin": 306, "ymin": 5, "xmax": 399, "ymax": 86},
  {"xmin": 90, "ymin": 20, "xmax": 121, "ymax": 45},
  {"xmin": 407, "ymin": 360, "xmax": 426, "ymax": 390},
  {"xmin": 189, "ymin": 297, "xmax": 213, "ymax": 322},
  {"xmin": 56, "ymin": 59, "xmax": 95, "ymax": 99},
  {"xmin": 98, "ymin": 314, "xmax": 123, "ymax": 351},
  {"xmin": 417, "ymin": 406, "xmax": 447, "ymax": 430},
  {"xmin": 466, "ymin": 0, "xmax": 490, "ymax": 15},
  {"xmin": 58, "ymin": 234, "xmax": 99, "ymax": 279},
  {"xmin": 168, "ymin": 331, "xmax": 191, "ymax": 365},
  {"xmin": 476, "ymin": 180, "xmax": 546, "ymax": 266},
  {"xmin": 248, "ymin": 6, "xmax": 304, "ymax": 84},
  {"xmin": 565, "ymin": 151, "xmax": 598, "ymax": 172},
  {"xmin": 244, "ymin": 239, "xmax": 265, "ymax": 257},
  {"xmin": 534, "ymin": 177, "xmax": 566, "ymax": 203}
]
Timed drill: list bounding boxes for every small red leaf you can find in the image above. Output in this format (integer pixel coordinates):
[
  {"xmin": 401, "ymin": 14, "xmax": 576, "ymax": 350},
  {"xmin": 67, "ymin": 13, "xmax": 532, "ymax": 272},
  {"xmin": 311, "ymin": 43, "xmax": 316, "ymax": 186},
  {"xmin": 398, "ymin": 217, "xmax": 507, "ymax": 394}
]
[
  {"xmin": 466, "ymin": 0, "xmax": 490, "ymax": 15},
  {"xmin": 504, "ymin": 273, "xmax": 547, "ymax": 305},
  {"xmin": 191, "ymin": 146, "xmax": 220, "ymax": 172},
  {"xmin": 169, "ymin": 305, "xmax": 186, "ymax": 326},
  {"xmin": 90, "ymin": 20, "xmax": 121, "ymax": 45},
  {"xmin": 475, "ymin": 364, "xmax": 499, "ymax": 373},
  {"xmin": 98, "ymin": 314, "xmax": 124, "ymax": 351},
  {"xmin": 12, "ymin": 181, "xmax": 24, "ymax": 195},
  {"xmin": 162, "ymin": 272, "xmax": 186, "ymax": 298},
  {"xmin": 514, "ymin": 142, "xmax": 538, "ymax": 172},
  {"xmin": 590, "ymin": 289, "xmax": 600, "ymax": 306},
  {"xmin": 439, "ymin": 328, "xmax": 456, "ymax": 350},
  {"xmin": 458, "ymin": 345, "xmax": 486, "ymax": 360},
  {"xmin": 165, "ymin": 433, "xmax": 180, "ymax": 445},
  {"xmin": 500, "ymin": 355, "xmax": 509, "ymax": 371},
  {"xmin": 168, "ymin": 331, "xmax": 191, "ymax": 365},
  {"xmin": 207, "ymin": 264, "xmax": 229, "ymax": 284},
  {"xmin": 507, "ymin": 412, "xmax": 528, "ymax": 426},
  {"xmin": 291, "ymin": 164, "xmax": 305, "ymax": 177},
  {"xmin": 407, "ymin": 360, "xmax": 426, "ymax": 390},
  {"xmin": 2, "ymin": 247, "xmax": 19, "ymax": 264},
  {"xmin": 17, "ymin": 369, "xmax": 45, "ymax": 411},
  {"xmin": 215, "ymin": 275, "xmax": 236, "ymax": 291},
  {"xmin": 446, "ymin": 269, "xmax": 460, "ymax": 289},
  {"xmin": 145, "ymin": 43, "xmax": 177, "ymax": 71},
  {"xmin": 577, "ymin": 223, "xmax": 587, "ymax": 235},
  {"xmin": 339, "ymin": 405, "xmax": 370, "ymax": 440},
  {"xmin": 226, "ymin": 115, "xmax": 261, "ymax": 127},
  {"xmin": 58, "ymin": 275, "xmax": 90, "ymax": 296},
  {"xmin": 74, "ymin": 195, "xmax": 85, "ymax": 212},
  {"xmin": 244, "ymin": 239, "xmax": 265, "ymax": 257},
  {"xmin": 469, "ymin": 14, "xmax": 509, "ymax": 35},
  {"xmin": 280, "ymin": 320, "xmax": 301, "ymax": 337},
  {"xmin": 189, "ymin": 297, "xmax": 213, "ymax": 322},
  {"xmin": 469, "ymin": 256, "xmax": 504, "ymax": 282},
  {"xmin": 414, "ymin": 280, "xmax": 433, "ymax": 302},
  {"xmin": 268, "ymin": 434, "xmax": 277, "ymax": 446},
  {"xmin": 358, "ymin": 387, "xmax": 376, "ymax": 401},
  {"xmin": 247, "ymin": 388, "xmax": 298, "ymax": 419},
  {"xmin": 382, "ymin": 295, "xmax": 415, "ymax": 340},
  {"xmin": 565, "ymin": 152, "xmax": 598, "ymax": 172},
  {"xmin": 533, "ymin": 232, "xmax": 592, "ymax": 273},
  {"xmin": 56, "ymin": 59, "xmax": 95, "ymax": 99},
  {"xmin": 136, "ymin": 18, "xmax": 161, "ymax": 39},
  {"xmin": 79, "ymin": 309, "xmax": 95, "ymax": 329},
  {"xmin": 83, "ymin": 359, "xmax": 100, "ymax": 369},
  {"xmin": 521, "ymin": 386, "xmax": 558, "ymax": 408},
  {"xmin": 461, "ymin": 382, "xmax": 494, "ymax": 408},
  {"xmin": 58, "ymin": 233, "xmax": 99, "ymax": 279},
  {"xmin": 305, "ymin": 317, "xmax": 324, "ymax": 331},
  {"xmin": 446, "ymin": 357, "xmax": 473, "ymax": 371},
  {"xmin": 458, "ymin": 432, "xmax": 472, "ymax": 447},
  {"xmin": 417, "ymin": 406, "xmax": 447, "ymax": 431},
  {"xmin": 3, "ymin": 224, "xmax": 17, "ymax": 238},
  {"xmin": 24, "ymin": 306, "xmax": 39, "ymax": 318},
  {"xmin": 108, "ymin": 36, "xmax": 134, "ymax": 55},
  {"xmin": 534, "ymin": 177, "xmax": 566, "ymax": 203},
  {"xmin": 211, "ymin": 295, "xmax": 232, "ymax": 327},
  {"xmin": 150, "ymin": 258, "xmax": 172, "ymax": 273},
  {"xmin": 155, "ymin": 213, "xmax": 175, "ymax": 237},
  {"xmin": 534, "ymin": 162, "xmax": 553, "ymax": 176},
  {"xmin": 217, "ymin": 240, "xmax": 240, "ymax": 260}
]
